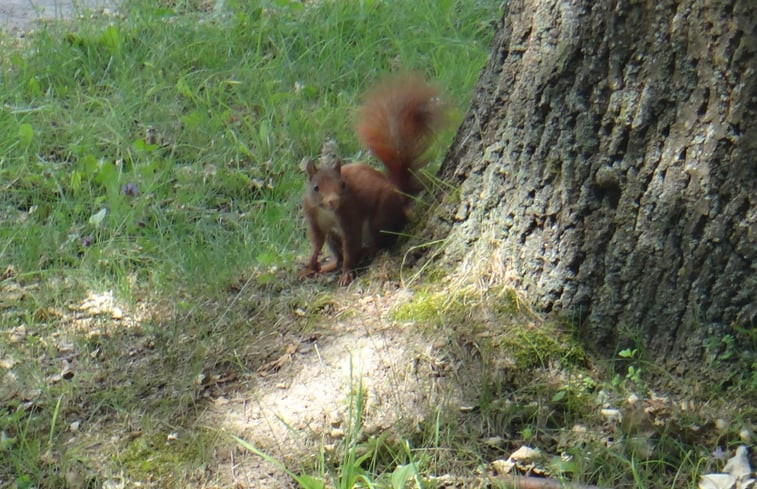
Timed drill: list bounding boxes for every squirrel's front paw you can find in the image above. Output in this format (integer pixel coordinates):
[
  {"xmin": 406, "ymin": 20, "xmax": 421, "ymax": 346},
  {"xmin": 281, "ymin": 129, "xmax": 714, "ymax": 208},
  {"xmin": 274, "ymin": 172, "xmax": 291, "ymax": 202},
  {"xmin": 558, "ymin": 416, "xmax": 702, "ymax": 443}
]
[
  {"xmin": 337, "ymin": 271, "xmax": 354, "ymax": 286},
  {"xmin": 299, "ymin": 264, "xmax": 320, "ymax": 279}
]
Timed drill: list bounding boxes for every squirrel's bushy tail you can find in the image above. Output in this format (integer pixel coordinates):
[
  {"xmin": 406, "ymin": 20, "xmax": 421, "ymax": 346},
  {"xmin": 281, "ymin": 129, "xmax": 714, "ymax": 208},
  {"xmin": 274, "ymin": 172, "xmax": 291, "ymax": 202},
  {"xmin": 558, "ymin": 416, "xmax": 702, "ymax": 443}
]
[{"xmin": 355, "ymin": 73, "xmax": 447, "ymax": 195}]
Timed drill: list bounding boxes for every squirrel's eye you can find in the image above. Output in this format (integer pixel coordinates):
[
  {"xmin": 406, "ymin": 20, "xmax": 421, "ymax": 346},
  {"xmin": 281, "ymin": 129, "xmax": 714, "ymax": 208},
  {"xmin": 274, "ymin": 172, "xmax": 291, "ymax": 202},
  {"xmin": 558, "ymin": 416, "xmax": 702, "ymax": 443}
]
[
  {"xmin": 312, "ymin": 184, "xmax": 319, "ymax": 192},
  {"xmin": 341, "ymin": 182, "xmax": 347, "ymax": 190}
]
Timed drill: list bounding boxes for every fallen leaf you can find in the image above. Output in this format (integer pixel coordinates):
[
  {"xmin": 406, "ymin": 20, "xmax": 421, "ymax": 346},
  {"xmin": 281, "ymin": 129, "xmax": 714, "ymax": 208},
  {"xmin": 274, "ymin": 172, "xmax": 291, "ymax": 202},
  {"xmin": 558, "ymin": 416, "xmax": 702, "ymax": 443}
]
[
  {"xmin": 483, "ymin": 436, "xmax": 505, "ymax": 448},
  {"xmin": 60, "ymin": 360, "xmax": 75, "ymax": 380},
  {"xmin": 700, "ymin": 446, "xmax": 755, "ymax": 489},
  {"xmin": 724, "ymin": 446, "xmax": 753, "ymax": 479},
  {"xmin": 89, "ymin": 208, "xmax": 107, "ymax": 227},
  {"xmin": 34, "ymin": 307, "xmax": 63, "ymax": 321},
  {"xmin": 0, "ymin": 355, "xmax": 18, "ymax": 370},
  {"xmin": 8, "ymin": 325, "xmax": 26, "ymax": 343},
  {"xmin": 0, "ymin": 371, "xmax": 21, "ymax": 401},
  {"xmin": 111, "ymin": 307, "xmax": 124, "ymax": 320},
  {"xmin": 257, "ymin": 344, "xmax": 297, "ymax": 373},
  {"xmin": 601, "ymin": 408, "xmax": 622, "ymax": 423},
  {"xmin": 699, "ymin": 473, "xmax": 737, "ymax": 489},
  {"xmin": 491, "ymin": 459, "xmax": 515, "ymax": 475},
  {"xmin": 40, "ymin": 448, "xmax": 57, "ymax": 465},
  {"xmin": 0, "ymin": 265, "xmax": 16, "ymax": 280},
  {"xmin": 0, "ymin": 283, "xmax": 25, "ymax": 304},
  {"xmin": 509, "ymin": 446, "xmax": 541, "ymax": 463}
]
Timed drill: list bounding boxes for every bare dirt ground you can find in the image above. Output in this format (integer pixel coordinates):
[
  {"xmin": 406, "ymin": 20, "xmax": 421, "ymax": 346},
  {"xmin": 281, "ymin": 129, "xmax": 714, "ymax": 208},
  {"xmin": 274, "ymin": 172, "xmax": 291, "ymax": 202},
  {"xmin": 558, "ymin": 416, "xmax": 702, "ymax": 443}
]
[
  {"xmin": 0, "ymin": 0, "xmax": 118, "ymax": 35},
  {"xmin": 0, "ymin": 252, "xmax": 503, "ymax": 487},
  {"xmin": 53, "ymin": 275, "xmax": 488, "ymax": 488},
  {"xmin": 202, "ymin": 288, "xmax": 475, "ymax": 488}
]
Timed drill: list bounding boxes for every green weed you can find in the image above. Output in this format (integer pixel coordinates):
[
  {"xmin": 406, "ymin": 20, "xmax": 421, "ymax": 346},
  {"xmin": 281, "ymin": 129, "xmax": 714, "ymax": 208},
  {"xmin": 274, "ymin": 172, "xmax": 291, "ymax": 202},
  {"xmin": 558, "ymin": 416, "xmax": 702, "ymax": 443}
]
[{"xmin": 391, "ymin": 283, "xmax": 523, "ymax": 329}]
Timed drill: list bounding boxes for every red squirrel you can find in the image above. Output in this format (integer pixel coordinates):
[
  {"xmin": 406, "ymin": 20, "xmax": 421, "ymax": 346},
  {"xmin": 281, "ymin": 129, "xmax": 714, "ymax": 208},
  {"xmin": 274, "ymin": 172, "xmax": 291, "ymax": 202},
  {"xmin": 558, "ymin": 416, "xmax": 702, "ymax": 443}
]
[{"xmin": 301, "ymin": 73, "xmax": 446, "ymax": 285}]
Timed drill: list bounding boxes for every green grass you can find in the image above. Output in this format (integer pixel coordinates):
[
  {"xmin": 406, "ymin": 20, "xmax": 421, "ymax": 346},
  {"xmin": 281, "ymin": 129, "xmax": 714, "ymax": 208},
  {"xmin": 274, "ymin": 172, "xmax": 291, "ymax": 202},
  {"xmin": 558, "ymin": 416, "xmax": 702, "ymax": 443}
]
[
  {"xmin": 1, "ymin": 0, "xmax": 495, "ymax": 299},
  {"xmin": 1, "ymin": 1, "xmax": 752, "ymax": 488}
]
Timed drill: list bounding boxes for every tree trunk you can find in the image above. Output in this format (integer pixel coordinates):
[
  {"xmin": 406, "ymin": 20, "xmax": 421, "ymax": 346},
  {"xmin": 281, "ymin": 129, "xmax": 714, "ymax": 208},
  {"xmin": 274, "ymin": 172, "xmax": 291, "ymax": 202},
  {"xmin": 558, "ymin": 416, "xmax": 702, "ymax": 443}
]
[{"xmin": 426, "ymin": 0, "xmax": 756, "ymax": 376}]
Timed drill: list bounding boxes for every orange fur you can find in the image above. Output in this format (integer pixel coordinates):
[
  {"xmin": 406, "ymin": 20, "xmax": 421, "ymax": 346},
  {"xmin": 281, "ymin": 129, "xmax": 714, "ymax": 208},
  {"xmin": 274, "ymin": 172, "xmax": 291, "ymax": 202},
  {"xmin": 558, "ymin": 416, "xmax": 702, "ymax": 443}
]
[{"xmin": 302, "ymin": 74, "xmax": 446, "ymax": 285}]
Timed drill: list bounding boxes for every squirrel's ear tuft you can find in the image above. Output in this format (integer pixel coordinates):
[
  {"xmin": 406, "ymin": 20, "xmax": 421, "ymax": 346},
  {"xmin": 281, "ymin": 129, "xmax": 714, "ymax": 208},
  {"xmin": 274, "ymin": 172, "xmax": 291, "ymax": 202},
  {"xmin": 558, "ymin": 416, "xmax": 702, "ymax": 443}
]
[
  {"xmin": 319, "ymin": 138, "xmax": 342, "ymax": 171},
  {"xmin": 302, "ymin": 157, "xmax": 317, "ymax": 177}
]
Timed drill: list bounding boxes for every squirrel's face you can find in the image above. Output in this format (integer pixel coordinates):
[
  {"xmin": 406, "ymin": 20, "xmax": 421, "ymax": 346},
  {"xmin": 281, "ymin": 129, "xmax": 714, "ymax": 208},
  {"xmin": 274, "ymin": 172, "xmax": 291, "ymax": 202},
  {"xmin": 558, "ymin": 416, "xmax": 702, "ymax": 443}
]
[{"xmin": 308, "ymin": 168, "xmax": 347, "ymax": 211}]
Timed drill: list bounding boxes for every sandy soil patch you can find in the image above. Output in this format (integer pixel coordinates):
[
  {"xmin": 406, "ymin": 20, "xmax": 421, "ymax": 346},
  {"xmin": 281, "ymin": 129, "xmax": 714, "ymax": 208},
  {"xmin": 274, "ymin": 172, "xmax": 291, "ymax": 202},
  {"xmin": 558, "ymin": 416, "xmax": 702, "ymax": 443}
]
[{"xmin": 200, "ymin": 289, "xmax": 476, "ymax": 487}]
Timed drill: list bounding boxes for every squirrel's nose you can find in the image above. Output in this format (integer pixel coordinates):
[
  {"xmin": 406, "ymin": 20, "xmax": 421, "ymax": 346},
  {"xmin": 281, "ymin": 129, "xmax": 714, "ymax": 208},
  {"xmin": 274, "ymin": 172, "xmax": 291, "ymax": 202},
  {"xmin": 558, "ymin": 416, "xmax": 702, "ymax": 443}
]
[{"xmin": 323, "ymin": 195, "xmax": 339, "ymax": 210}]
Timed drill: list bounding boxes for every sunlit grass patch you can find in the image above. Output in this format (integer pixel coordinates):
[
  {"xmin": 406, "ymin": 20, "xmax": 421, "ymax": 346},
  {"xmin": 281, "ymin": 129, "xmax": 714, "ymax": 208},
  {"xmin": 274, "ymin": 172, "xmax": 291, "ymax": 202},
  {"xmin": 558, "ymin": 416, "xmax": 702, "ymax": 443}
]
[{"xmin": 1, "ymin": 0, "xmax": 496, "ymax": 301}]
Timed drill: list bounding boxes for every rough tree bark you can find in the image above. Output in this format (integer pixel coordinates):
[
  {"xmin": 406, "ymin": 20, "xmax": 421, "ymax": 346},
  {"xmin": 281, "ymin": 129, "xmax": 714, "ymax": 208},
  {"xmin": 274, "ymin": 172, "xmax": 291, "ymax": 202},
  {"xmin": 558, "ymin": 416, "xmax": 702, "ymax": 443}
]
[{"xmin": 425, "ymin": 0, "xmax": 756, "ymax": 375}]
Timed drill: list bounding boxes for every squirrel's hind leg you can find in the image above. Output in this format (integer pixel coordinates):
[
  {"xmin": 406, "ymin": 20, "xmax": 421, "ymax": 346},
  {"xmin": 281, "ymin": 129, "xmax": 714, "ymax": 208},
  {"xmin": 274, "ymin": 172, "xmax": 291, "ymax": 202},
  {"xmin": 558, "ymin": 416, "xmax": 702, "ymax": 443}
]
[{"xmin": 320, "ymin": 232, "xmax": 343, "ymax": 273}]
